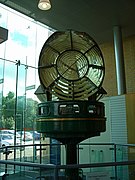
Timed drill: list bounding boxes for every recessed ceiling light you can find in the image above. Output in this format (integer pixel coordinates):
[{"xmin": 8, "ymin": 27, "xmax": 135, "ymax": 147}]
[{"xmin": 38, "ymin": 0, "xmax": 51, "ymax": 10}]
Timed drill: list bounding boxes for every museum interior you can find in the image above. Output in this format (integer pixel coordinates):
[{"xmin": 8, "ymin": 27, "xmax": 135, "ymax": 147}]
[{"xmin": 0, "ymin": 0, "xmax": 135, "ymax": 179}]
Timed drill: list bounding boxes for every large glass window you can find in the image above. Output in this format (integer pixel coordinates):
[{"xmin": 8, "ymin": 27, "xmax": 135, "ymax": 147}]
[{"xmin": 0, "ymin": 3, "xmax": 54, "ymax": 133}]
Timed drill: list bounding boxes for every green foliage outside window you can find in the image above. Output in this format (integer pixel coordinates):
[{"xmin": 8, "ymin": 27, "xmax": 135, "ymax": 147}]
[{"xmin": 1, "ymin": 91, "xmax": 38, "ymax": 130}]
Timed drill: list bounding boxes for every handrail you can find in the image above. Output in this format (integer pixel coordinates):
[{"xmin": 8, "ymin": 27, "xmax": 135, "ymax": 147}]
[
  {"xmin": 0, "ymin": 159, "xmax": 135, "ymax": 170},
  {"xmin": 1, "ymin": 142, "xmax": 135, "ymax": 150},
  {"xmin": 79, "ymin": 143, "xmax": 135, "ymax": 147},
  {"xmin": 56, "ymin": 160, "xmax": 135, "ymax": 169},
  {"xmin": 0, "ymin": 160, "xmax": 56, "ymax": 168}
]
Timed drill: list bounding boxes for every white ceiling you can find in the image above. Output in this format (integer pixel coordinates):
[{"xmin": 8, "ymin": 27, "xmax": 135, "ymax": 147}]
[{"xmin": 0, "ymin": 0, "xmax": 135, "ymax": 44}]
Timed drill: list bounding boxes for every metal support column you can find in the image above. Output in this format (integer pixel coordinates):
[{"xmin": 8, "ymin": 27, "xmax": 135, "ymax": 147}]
[
  {"xmin": 14, "ymin": 60, "xmax": 20, "ymax": 173},
  {"xmin": 66, "ymin": 143, "xmax": 79, "ymax": 180},
  {"xmin": 113, "ymin": 26, "xmax": 126, "ymax": 95}
]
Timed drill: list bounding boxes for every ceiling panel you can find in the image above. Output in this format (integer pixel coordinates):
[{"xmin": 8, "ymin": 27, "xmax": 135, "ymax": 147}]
[{"xmin": 0, "ymin": 0, "xmax": 135, "ymax": 44}]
